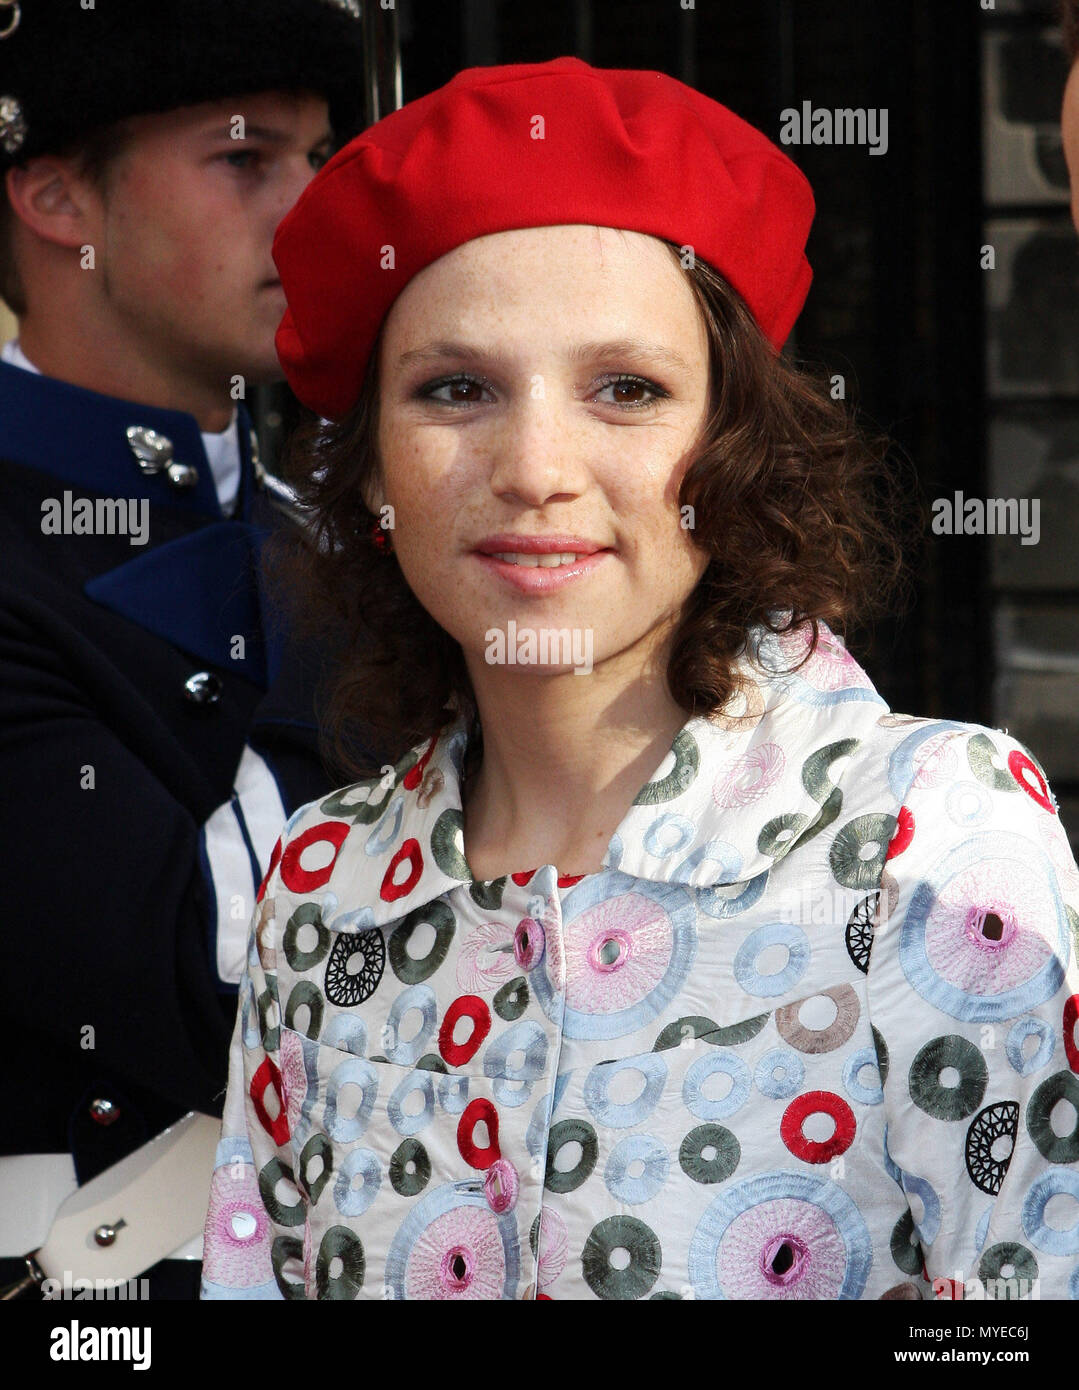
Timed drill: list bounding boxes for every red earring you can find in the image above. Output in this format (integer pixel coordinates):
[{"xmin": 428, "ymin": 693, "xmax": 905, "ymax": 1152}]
[{"xmin": 371, "ymin": 521, "xmax": 393, "ymax": 553}]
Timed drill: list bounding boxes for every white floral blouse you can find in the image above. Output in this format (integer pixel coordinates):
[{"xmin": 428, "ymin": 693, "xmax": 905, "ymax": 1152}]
[{"xmin": 199, "ymin": 619, "xmax": 1079, "ymax": 1300}]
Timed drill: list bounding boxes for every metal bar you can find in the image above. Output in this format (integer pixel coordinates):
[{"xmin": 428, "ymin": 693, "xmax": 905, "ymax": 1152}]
[{"xmin": 364, "ymin": 0, "xmax": 404, "ymax": 125}]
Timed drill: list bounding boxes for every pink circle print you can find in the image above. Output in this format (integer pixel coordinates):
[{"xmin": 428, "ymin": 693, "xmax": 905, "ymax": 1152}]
[
  {"xmin": 716, "ymin": 1197, "xmax": 847, "ymax": 1299},
  {"xmin": 712, "ymin": 742, "xmax": 785, "ymax": 809},
  {"xmin": 404, "ymin": 1204, "xmax": 507, "ymax": 1300},
  {"xmin": 202, "ymin": 1164, "xmax": 274, "ymax": 1289},
  {"xmin": 278, "ymin": 1026, "xmax": 308, "ymax": 1136},
  {"xmin": 563, "ymin": 892, "xmax": 673, "ymax": 1014},
  {"xmin": 775, "ymin": 624, "xmax": 875, "ymax": 694},
  {"xmin": 924, "ymin": 858, "xmax": 1055, "ymax": 997}
]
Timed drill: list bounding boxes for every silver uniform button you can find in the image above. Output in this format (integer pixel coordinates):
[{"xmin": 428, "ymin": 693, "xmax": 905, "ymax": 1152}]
[
  {"xmin": 184, "ymin": 671, "xmax": 223, "ymax": 706},
  {"xmin": 127, "ymin": 426, "xmax": 199, "ymax": 488},
  {"xmin": 0, "ymin": 92, "xmax": 26, "ymax": 154},
  {"xmin": 89, "ymin": 1097, "xmax": 120, "ymax": 1126},
  {"xmin": 126, "ymin": 425, "xmax": 174, "ymax": 475},
  {"xmin": 165, "ymin": 460, "xmax": 199, "ymax": 489}
]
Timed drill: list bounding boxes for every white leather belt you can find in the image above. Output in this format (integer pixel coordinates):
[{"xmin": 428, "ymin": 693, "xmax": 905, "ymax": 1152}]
[
  {"xmin": 0, "ymin": 1155, "xmax": 78, "ymax": 1255},
  {"xmin": 0, "ymin": 1155, "xmax": 201, "ymax": 1259}
]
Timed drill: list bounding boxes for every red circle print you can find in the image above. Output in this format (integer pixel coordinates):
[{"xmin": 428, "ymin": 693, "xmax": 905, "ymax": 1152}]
[
  {"xmin": 885, "ymin": 806, "xmax": 914, "ymax": 860},
  {"xmin": 403, "ymin": 736, "xmax": 438, "ymax": 790},
  {"xmin": 257, "ymin": 836, "xmax": 284, "ymax": 902},
  {"xmin": 250, "ymin": 1058, "xmax": 290, "ymax": 1146},
  {"xmin": 1008, "ymin": 749, "xmax": 1055, "ymax": 814},
  {"xmin": 381, "ymin": 838, "xmax": 424, "ymax": 901},
  {"xmin": 780, "ymin": 1091, "xmax": 856, "ymax": 1164},
  {"xmin": 1064, "ymin": 996, "xmax": 1079, "ymax": 1073},
  {"xmin": 279, "ymin": 822, "xmax": 350, "ymax": 892},
  {"xmin": 439, "ymin": 995, "xmax": 492, "ymax": 1067},
  {"xmin": 457, "ymin": 1098, "xmax": 500, "ymax": 1169}
]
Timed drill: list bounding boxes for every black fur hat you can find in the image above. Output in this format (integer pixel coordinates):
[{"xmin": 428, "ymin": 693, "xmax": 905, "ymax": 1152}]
[{"xmin": 0, "ymin": 0, "xmax": 365, "ymax": 169}]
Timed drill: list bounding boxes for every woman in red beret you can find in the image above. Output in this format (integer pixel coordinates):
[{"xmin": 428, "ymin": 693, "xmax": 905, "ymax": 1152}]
[{"xmin": 201, "ymin": 57, "xmax": 1079, "ymax": 1301}]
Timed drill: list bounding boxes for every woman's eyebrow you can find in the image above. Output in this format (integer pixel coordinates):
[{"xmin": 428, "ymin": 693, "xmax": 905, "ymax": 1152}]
[
  {"xmin": 396, "ymin": 338, "xmax": 692, "ymax": 372},
  {"xmin": 568, "ymin": 340, "xmax": 692, "ymax": 373}
]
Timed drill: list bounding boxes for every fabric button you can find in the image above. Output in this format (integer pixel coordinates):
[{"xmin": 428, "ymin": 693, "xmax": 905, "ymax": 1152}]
[
  {"xmin": 483, "ymin": 1157, "xmax": 518, "ymax": 1214},
  {"xmin": 230, "ymin": 1211, "xmax": 258, "ymax": 1240},
  {"xmin": 184, "ymin": 671, "xmax": 223, "ymax": 706},
  {"xmin": 591, "ymin": 931, "xmax": 629, "ymax": 972},
  {"xmin": 513, "ymin": 918, "xmax": 544, "ymax": 970},
  {"xmin": 89, "ymin": 1097, "xmax": 120, "ymax": 1126}
]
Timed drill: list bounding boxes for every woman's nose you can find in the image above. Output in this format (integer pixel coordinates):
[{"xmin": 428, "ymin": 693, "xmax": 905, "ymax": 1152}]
[{"xmin": 486, "ymin": 395, "xmax": 592, "ymax": 506}]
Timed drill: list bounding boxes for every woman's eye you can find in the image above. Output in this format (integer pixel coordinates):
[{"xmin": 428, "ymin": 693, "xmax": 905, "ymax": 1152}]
[
  {"xmin": 595, "ymin": 374, "xmax": 668, "ymax": 409},
  {"xmin": 418, "ymin": 374, "xmax": 493, "ymax": 406},
  {"xmin": 416, "ymin": 371, "xmax": 668, "ymax": 410}
]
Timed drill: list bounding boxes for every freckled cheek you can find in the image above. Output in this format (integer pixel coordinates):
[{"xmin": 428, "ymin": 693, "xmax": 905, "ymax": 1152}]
[
  {"xmin": 615, "ymin": 496, "xmax": 706, "ymax": 595},
  {"xmin": 384, "ymin": 489, "xmax": 461, "ymax": 568},
  {"xmin": 388, "ymin": 514, "xmax": 474, "ymax": 627},
  {"xmin": 609, "ymin": 473, "xmax": 687, "ymax": 543},
  {"xmin": 391, "ymin": 505, "xmax": 445, "ymax": 558},
  {"xmin": 380, "ymin": 428, "xmax": 474, "ymax": 536}
]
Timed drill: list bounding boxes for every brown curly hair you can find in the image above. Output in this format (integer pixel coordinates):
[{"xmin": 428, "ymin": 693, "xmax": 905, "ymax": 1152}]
[{"xmin": 267, "ymin": 239, "xmax": 921, "ymax": 782}]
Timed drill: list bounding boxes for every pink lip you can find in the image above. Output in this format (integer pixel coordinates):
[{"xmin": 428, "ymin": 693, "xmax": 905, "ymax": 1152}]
[
  {"xmin": 473, "ymin": 535, "xmax": 613, "ymax": 594},
  {"xmin": 475, "ymin": 534, "xmax": 606, "ymax": 555}
]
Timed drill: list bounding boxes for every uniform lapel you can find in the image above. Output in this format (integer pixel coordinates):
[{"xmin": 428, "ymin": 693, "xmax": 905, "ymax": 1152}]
[{"xmin": 83, "ymin": 521, "xmax": 270, "ymax": 686}]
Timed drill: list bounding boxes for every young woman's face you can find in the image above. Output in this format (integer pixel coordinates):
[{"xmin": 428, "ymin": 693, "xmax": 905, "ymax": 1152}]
[{"xmin": 374, "ymin": 225, "xmax": 712, "ymax": 685}]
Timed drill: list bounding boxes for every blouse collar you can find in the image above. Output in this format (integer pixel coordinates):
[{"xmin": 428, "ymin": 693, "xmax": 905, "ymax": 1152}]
[{"xmin": 303, "ymin": 616, "xmax": 894, "ymax": 932}]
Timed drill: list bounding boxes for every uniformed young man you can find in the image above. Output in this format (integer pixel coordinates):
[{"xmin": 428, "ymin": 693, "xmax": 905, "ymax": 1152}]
[{"xmin": 0, "ymin": 0, "xmax": 369, "ymax": 1298}]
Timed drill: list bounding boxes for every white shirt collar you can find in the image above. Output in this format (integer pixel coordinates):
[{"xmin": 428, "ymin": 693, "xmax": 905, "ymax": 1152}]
[{"xmin": 2, "ymin": 338, "xmax": 242, "ymax": 517}]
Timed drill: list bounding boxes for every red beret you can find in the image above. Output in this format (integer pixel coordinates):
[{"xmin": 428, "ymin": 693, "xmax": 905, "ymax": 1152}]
[{"xmin": 273, "ymin": 55, "xmax": 815, "ymax": 422}]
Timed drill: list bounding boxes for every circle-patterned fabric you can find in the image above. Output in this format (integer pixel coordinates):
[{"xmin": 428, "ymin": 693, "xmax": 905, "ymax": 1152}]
[{"xmin": 201, "ymin": 621, "xmax": 1079, "ymax": 1300}]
